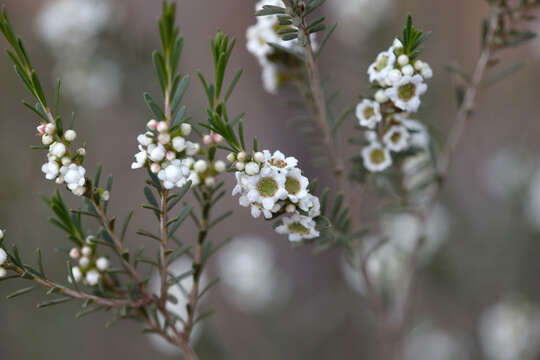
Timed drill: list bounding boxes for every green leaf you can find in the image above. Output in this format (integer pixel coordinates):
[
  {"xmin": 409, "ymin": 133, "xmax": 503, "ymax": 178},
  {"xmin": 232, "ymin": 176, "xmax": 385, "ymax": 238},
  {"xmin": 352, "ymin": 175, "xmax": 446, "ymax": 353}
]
[
  {"xmin": 143, "ymin": 93, "xmax": 165, "ymax": 121},
  {"xmin": 7, "ymin": 286, "xmax": 35, "ymax": 299}
]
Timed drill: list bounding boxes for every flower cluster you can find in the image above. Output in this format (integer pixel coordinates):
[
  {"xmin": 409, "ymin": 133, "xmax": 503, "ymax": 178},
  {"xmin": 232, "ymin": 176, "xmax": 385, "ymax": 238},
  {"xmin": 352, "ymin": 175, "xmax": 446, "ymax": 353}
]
[
  {"xmin": 132, "ymin": 120, "xmax": 223, "ymax": 189},
  {"xmin": 68, "ymin": 239, "xmax": 109, "ymax": 286},
  {"xmin": 246, "ymin": 0, "xmax": 315, "ymax": 94},
  {"xmin": 38, "ymin": 122, "xmax": 87, "ymax": 196},
  {"xmin": 230, "ymin": 150, "xmax": 320, "ymax": 242},
  {"xmin": 357, "ymin": 38, "xmax": 432, "ymax": 173}
]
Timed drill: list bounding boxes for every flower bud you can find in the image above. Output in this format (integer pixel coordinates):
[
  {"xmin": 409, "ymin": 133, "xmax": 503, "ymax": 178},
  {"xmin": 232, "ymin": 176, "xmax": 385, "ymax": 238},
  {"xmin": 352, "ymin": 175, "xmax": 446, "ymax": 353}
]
[
  {"xmin": 214, "ymin": 160, "xmax": 226, "ymax": 173},
  {"xmin": 388, "ymin": 69, "xmax": 402, "ymax": 83},
  {"xmin": 166, "ymin": 151, "xmax": 176, "ymax": 161},
  {"xmin": 375, "ymin": 90, "xmax": 388, "ymax": 103},
  {"xmin": 237, "ymin": 151, "xmax": 247, "ymax": 162},
  {"xmin": 37, "ymin": 124, "xmax": 46, "ymax": 135},
  {"xmin": 81, "ymin": 246, "xmax": 92, "ymax": 257},
  {"xmin": 0, "ymin": 267, "xmax": 7, "ymax": 278},
  {"xmin": 86, "ymin": 270, "xmax": 100, "ymax": 286},
  {"xmin": 42, "ymin": 134, "xmax": 53, "ymax": 145},
  {"xmin": 203, "ymin": 135, "xmax": 213, "ymax": 145},
  {"xmin": 86, "ymin": 235, "xmax": 96, "ymax": 244},
  {"xmin": 61, "ymin": 157, "xmax": 72, "ymax": 166},
  {"xmin": 147, "ymin": 119, "xmax": 158, "ymax": 130},
  {"xmin": 0, "ymin": 248, "xmax": 7, "ymax": 265},
  {"xmin": 212, "ymin": 134, "xmax": 223, "ymax": 143},
  {"xmin": 401, "ymin": 64, "xmax": 414, "ymax": 76},
  {"xmin": 194, "ymin": 160, "xmax": 208, "ymax": 173},
  {"xmin": 414, "ymin": 60, "xmax": 424, "ymax": 71},
  {"xmin": 45, "ymin": 123, "xmax": 56, "ymax": 135},
  {"xmin": 286, "ymin": 204, "xmax": 296, "ymax": 213},
  {"xmin": 77, "ymin": 148, "xmax": 86, "ymax": 156},
  {"xmin": 181, "ymin": 123, "xmax": 192, "ymax": 136},
  {"xmin": 235, "ymin": 161, "xmax": 245, "ymax": 171},
  {"xmin": 64, "ymin": 129, "xmax": 77, "ymax": 141},
  {"xmin": 226, "ymin": 153, "xmax": 236, "ymax": 162},
  {"xmin": 245, "ymin": 162, "xmax": 260, "ymax": 175},
  {"xmin": 79, "ymin": 256, "xmax": 90, "ymax": 268},
  {"xmin": 71, "ymin": 266, "xmax": 82, "ymax": 282},
  {"xmin": 0, "ymin": 229, "xmax": 4, "ymax": 241},
  {"xmin": 55, "ymin": 176, "xmax": 65, "ymax": 184},
  {"xmin": 96, "ymin": 257, "xmax": 109, "ymax": 271},
  {"xmin": 157, "ymin": 121, "xmax": 168, "ymax": 133},
  {"xmin": 204, "ymin": 177, "xmax": 216, "ymax": 187},
  {"xmin": 150, "ymin": 163, "xmax": 161, "ymax": 173},
  {"xmin": 158, "ymin": 133, "xmax": 171, "ymax": 145},
  {"xmin": 397, "ymin": 54, "xmax": 409, "ymax": 66},
  {"xmin": 253, "ymin": 152, "xmax": 264, "ymax": 163},
  {"xmin": 69, "ymin": 247, "xmax": 80, "ymax": 260},
  {"xmin": 101, "ymin": 190, "xmax": 110, "ymax": 201}
]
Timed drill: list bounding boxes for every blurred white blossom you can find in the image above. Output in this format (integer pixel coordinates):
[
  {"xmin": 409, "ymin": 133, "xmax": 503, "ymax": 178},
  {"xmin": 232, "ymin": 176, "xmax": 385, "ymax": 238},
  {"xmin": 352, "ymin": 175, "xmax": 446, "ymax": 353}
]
[
  {"xmin": 404, "ymin": 323, "xmax": 470, "ymax": 360},
  {"xmin": 479, "ymin": 299, "xmax": 540, "ymax": 360},
  {"xmin": 525, "ymin": 167, "xmax": 540, "ymax": 231},
  {"xmin": 217, "ymin": 235, "xmax": 292, "ymax": 313}
]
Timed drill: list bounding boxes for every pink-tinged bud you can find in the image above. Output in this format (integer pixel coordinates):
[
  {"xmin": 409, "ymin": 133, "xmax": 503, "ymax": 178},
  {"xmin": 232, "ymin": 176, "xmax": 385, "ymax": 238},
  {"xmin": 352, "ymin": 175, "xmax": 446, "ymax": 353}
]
[
  {"xmin": 158, "ymin": 133, "xmax": 170, "ymax": 145},
  {"xmin": 212, "ymin": 134, "xmax": 223, "ymax": 143},
  {"xmin": 166, "ymin": 151, "xmax": 176, "ymax": 161},
  {"xmin": 147, "ymin": 119, "xmax": 158, "ymax": 130},
  {"xmin": 150, "ymin": 163, "xmax": 161, "ymax": 173},
  {"xmin": 286, "ymin": 204, "xmax": 296, "ymax": 213},
  {"xmin": 45, "ymin": 123, "xmax": 56, "ymax": 135},
  {"xmin": 203, "ymin": 135, "xmax": 212, "ymax": 145},
  {"xmin": 157, "ymin": 121, "xmax": 168, "ymax": 133},
  {"xmin": 77, "ymin": 148, "xmax": 86, "ymax": 156},
  {"xmin": 69, "ymin": 248, "xmax": 81, "ymax": 259},
  {"xmin": 37, "ymin": 124, "xmax": 46, "ymax": 135}
]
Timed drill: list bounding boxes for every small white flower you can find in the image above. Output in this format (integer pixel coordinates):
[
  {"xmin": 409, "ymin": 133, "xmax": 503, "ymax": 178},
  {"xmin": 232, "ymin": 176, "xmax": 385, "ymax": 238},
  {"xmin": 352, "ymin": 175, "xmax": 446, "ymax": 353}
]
[
  {"xmin": 187, "ymin": 171, "xmax": 200, "ymax": 186},
  {"xmin": 246, "ymin": 167, "xmax": 287, "ymax": 210},
  {"xmin": 263, "ymin": 150, "xmax": 298, "ymax": 173},
  {"xmin": 156, "ymin": 121, "xmax": 168, "ymax": 133},
  {"xmin": 362, "ymin": 142, "xmax": 392, "ymax": 172},
  {"xmin": 385, "ymin": 74, "xmax": 428, "ymax": 113},
  {"xmin": 131, "ymin": 151, "xmax": 147, "ymax": 169},
  {"xmin": 81, "ymin": 245, "xmax": 92, "ymax": 257},
  {"xmin": 368, "ymin": 50, "xmax": 396, "ymax": 85},
  {"xmin": 79, "ymin": 256, "xmax": 90, "ymax": 268},
  {"xmin": 69, "ymin": 247, "xmax": 80, "ymax": 260},
  {"xmin": 137, "ymin": 133, "xmax": 153, "ymax": 147},
  {"xmin": 245, "ymin": 162, "xmax": 260, "ymax": 176},
  {"xmin": 181, "ymin": 123, "xmax": 192, "ymax": 136},
  {"xmin": 0, "ymin": 248, "xmax": 7, "ymax": 265},
  {"xmin": 193, "ymin": 160, "xmax": 208, "ymax": 173},
  {"xmin": 61, "ymin": 164, "xmax": 86, "ymax": 192},
  {"xmin": 421, "ymin": 62, "xmax": 433, "ymax": 79},
  {"xmin": 41, "ymin": 160, "xmax": 60, "ymax": 180},
  {"xmin": 64, "ymin": 129, "xmax": 77, "ymax": 141},
  {"xmin": 393, "ymin": 38, "xmax": 403, "ymax": 50},
  {"xmin": 356, "ymin": 99, "xmax": 382, "ymax": 129},
  {"xmin": 148, "ymin": 144, "xmax": 166, "ymax": 162},
  {"xmin": 284, "ymin": 167, "xmax": 309, "ymax": 203},
  {"xmin": 61, "ymin": 156, "xmax": 72, "ymax": 166},
  {"xmin": 397, "ymin": 54, "xmax": 409, "ymax": 66},
  {"xmin": 72, "ymin": 186, "xmax": 86, "ymax": 196},
  {"xmin": 202, "ymin": 135, "xmax": 212, "ymax": 145},
  {"xmin": 383, "ymin": 125, "xmax": 410, "ymax": 152},
  {"xmin": 387, "ymin": 69, "xmax": 402, "ymax": 84},
  {"xmin": 182, "ymin": 157, "xmax": 194, "ymax": 168},
  {"xmin": 37, "ymin": 124, "xmax": 46, "ymax": 135},
  {"xmin": 157, "ymin": 160, "xmax": 191, "ymax": 190},
  {"xmin": 246, "ymin": 20, "xmax": 279, "ymax": 61},
  {"xmin": 49, "ymin": 142, "xmax": 67, "ymax": 158},
  {"xmin": 86, "ymin": 269, "xmax": 100, "ymax": 286},
  {"xmin": 275, "ymin": 213, "xmax": 320, "ymax": 242},
  {"xmin": 42, "ymin": 134, "xmax": 53, "ymax": 145},
  {"xmin": 172, "ymin": 136, "xmax": 186, "ymax": 152},
  {"xmin": 150, "ymin": 163, "xmax": 161, "ymax": 173},
  {"xmin": 401, "ymin": 64, "xmax": 414, "ymax": 76},
  {"xmin": 298, "ymin": 193, "xmax": 321, "ymax": 218},
  {"xmin": 185, "ymin": 141, "xmax": 199, "ymax": 156},
  {"xmin": 214, "ymin": 160, "xmax": 226, "ymax": 173},
  {"xmin": 0, "ymin": 267, "xmax": 6, "ymax": 278},
  {"xmin": 71, "ymin": 266, "xmax": 82, "ymax": 283},
  {"xmin": 96, "ymin": 257, "xmax": 109, "ymax": 271}
]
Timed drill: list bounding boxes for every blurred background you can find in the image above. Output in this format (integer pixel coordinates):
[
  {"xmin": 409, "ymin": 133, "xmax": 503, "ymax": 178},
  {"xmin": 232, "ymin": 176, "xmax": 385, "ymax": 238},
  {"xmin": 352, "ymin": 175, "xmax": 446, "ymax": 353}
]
[{"xmin": 1, "ymin": 0, "xmax": 540, "ymax": 359}]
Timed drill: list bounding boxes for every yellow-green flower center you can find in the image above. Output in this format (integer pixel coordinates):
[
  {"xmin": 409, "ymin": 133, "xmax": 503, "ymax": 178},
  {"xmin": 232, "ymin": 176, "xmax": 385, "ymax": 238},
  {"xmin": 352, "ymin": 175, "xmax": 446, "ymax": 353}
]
[
  {"xmin": 390, "ymin": 132, "xmax": 402, "ymax": 144},
  {"xmin": 285, "ymin": 176, "xmax": 301, "ymax": 195},
  {"xmin": 270, "ymin": 158, "xmax": 287, "ymax": 168},
  {"xmin": 375, "ymin": 55, "xmax": 389, "ymax": 72},
  {"xmin": 257, "ymin": 177, "xmax": 278, "ymax": 197},
  {"xmin": 370, "ymin": 148, "xmax": 386, "ymax": 165},
  {"xmin": 398, "ymin": 83, "xmax": 416, "ymax": 100},
  {"xmin": 289, "ymin": 222, "xmax": 310, "ymax": 235},
  {"xmin": 363, "ymin": 106, "xmax": 375, "ymax": 119}
]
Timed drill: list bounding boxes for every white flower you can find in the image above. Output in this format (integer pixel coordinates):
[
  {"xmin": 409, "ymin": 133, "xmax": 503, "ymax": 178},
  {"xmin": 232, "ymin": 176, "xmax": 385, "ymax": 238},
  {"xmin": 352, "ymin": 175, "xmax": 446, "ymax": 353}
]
[
  {"xmin": 263, "ymin": 150, "xmax": 298, "ymax": 173},
  {"xmin": 148, "ymin": 144, "xmax": 166, "ymax": 162},
  {"xmin": 0, "ymin": 248, "xmax": 7, "ymax": 265},
  {"xmin": 383, "ymin": 125, "xmax": 410, "ymax": 152},
  {"xmin": 367, "ymin": 49, "xmax": 396, "ymax": 85},
  {"xmin": 193, "ymin": 160, "xmax": 208, "ymax": 173},
  {"xmin": 284, "ymin": 167, "xmax": 309, "ymax": 203},
  {"xmin": 417, "ymin": 61, "xmax": 433, "ymax": 79},
  {"xmin": 41, "ymin": 160, "xmax": 60, "ymax": 180},
  {"xmin": 246, "ymin": 167, "xmax": 287, "ymax": 210},
  {"xmin": 298, "ymin": 193, "xmax": 321, "ymax": 218},
  {"xmin": 249, "ymin": 202, "xmax": 275, "ymax": 219},
  {"xmin": 187, "ymin": 171, "xmax": 200, "ymax": 186},
  {"xmin": 362, "ymin": 142, "xmax": 392, "ymax": 172},
  {"xmin": 49, "ymin": 142, "xmax": 67, "ymax": 158},
  {"xmin": 237, "ymin": 151, "xmax": 247, "ymax": 162},
  {"xmin": 42, "ymin": 134, "xmax": 53, "ymax": 145},
  {"xmin": 96, "ymin": 257, "xmax": 109, "ymax": 271},
  {"xmin": 245, "ymin": 162, "xmax": 260, "ymax": 176},
  {"xmin": 246, "ymin": 20, "xmax": 280, "ymax": 61},
  {"xmin": 385, "ymin": 74, "xmax": 428, "ymax": 113},
  {"xmin": 86, "ymin": 269, "xmax": 100, "ymax": 286},
  {"xmin": 275, "ymin": 213, "xmax": 320, "ymax": 241},
  {"xmin": 356, "ymin": 99, "xmax": 382, "ymax": 129},
  {"xmin": 157, "ymin": 160, "xmax": 190, "ymax": 190},
  {"xmin": 262, "ymin": 64, "xmax": 279, "ymax": 94},
  {"xmin": 69, "ymin": 247, "xmax": 80, "ymax": 260},
  {"xmin": 185, "ymin": 141, "xmax": 199, "ymax": 156},
  {"xmin": 401, "ymin": 64, "xmax": 414, "ymax": 76},
  {"xmin": 64, "ymin": 129, "xmax": 77, "ymax": 141},
  {"xmin": 137, "ymin": 133, "xmax": 153, "ymax": 147},
  {"xmin": 393, "ymin": 38, "xmax": 403, "ymax": 50},
  {"xmin": 387, "ymin": 69, "xmax": 402, "ymax": 84},
  {"xmin": 214, "ymin": 160, "xmax": 226, "ymax": 173},
  {"xmin": 171, "ymin": 136, "xmax": 186, "ymax": 152},
  {"xmin": 131, "ymin": 150, "xmax": 147, "ymax": 169},
  {"xmin": 71, "ymin": 266, "xmax": 82, "ymax": 283},
  {"xmin": 61, "ymin": 164, "xmax": 86, "ymax": 192},
  {"xmin": 180, "ymin": 123, "xmax": 192, "ymax": 136}
]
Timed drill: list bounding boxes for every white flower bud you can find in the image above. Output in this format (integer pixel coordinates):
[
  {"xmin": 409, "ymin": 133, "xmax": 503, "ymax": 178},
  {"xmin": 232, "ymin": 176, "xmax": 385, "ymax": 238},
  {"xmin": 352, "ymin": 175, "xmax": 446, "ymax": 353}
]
[
  {"xmin": 79, "ymin": 256, "xmax": 90, "ymax": 268},
  {"xmin": 237, "ymin": 151, "xmax": 247, "ymax": 162},
  {"xmin": 147, "ymin": 119, "xmax": 158, "ymax": 130},
  {"xmin": 172, "ymin": 137, "xmax": 186, "ymax": 152},
  {"xmin": 245, "ymin": 162, "xmax": 260, "ymax": 175},
  {"xmin": 194, "ymin": 160, "xmax": 208, "ymax": 173},
  {"xmin": 235, "ymin": 161, "xmax": 245, "ymax": 171},
  {"xmin": 375, "ymin": 89, "xmax": 388, "ymax": 103},
  {"xmin": 0, "ymin": 248, "xmax": 7, "ymax": 265},
  {"xmin": 227, "ymin": 153, "xmax": 236, "ymax": 162},
  {"xmin": 253, "ymin": 152, "xmax": 265, "ymax": 163},
  {"xmin": 185, "ymin": 142, "xmax": 199, "ymax": 156},
  {"xmin": 86, "ymin": 235, "xmax": 96, "ymax": 244},
  {"xmin": 37, "ymin": 124, "xmax": 47, "ymax": 135},
  {"xmin": 61, "ymin": 157, "xmax": 72, "ymax": 166},
  {"xmin": 45, "ymin": 123, "xmax": 56, "ymax": 135},
  {"xmin": 81, "ymin": 246, "xmax": 92, "ymax": 257},
  {"xmin": 156, "ymin": 121, "xmax": 168, "ymax": 133},
  {"xmin": 0, "ymin": 267, "xmax": 6, "ymax": 278},
  {"xmin": 77, "ymin": 148, "xmax": 86, "ymax": 156},
  {"xmin": 414, "ymin": 60, "xmax": 424, "ymax": 71},
  {"xmin": 203, "ymin": 135, "xmax": 212, "ymax": 145},
  {"xmin": 182, "ymin": 157, "xmax": 194, "ymax": 168},
  {"xmin": 86, "ymin": 270, "xmax": 100, "ymax": 286},
  {"xmin": 212, "ymin": 134, "xmax": 223, "ymax": 143},
  {"xmin": 0, "ymin": 229, "xmax": 4, "ymax": 241},
  {"xmin": 158, "ymin": 133, "xmax": 170, "ymax": 145},
  {"xmin": 401, "ymin": 64, "xmax": 414, "ymax": 76},
  {"xmin": 393, "ymin": 38, "xmax": 403, "ymax": 50},
  {"xmin": 55, "ymin": 176, "xmax": 64, "ymax": 184},
  {"xmin": 286, "ymin": 204, "xmax": 296, "ymax": 213},
  {"xmin": 166, "ymin": 151, "xmax": 176, "ymax": 161},
  {"xmin": 397, "ymin": 54, "xmax": 409, "ymax": 66},
  {"xmin": 150, "ymin": 163, "xmax": 161, "ymax": 173},
  {"xmin": 388, "ymin": 69, "xmax": 402, "ymax": 84},
  {"xmin": 214, "ymin": 160, "xmax": 226, "ymax": 173},
  {"xmin": 204, "ymin": 177, "xmax": 216, "ymax": 187},
  {"xmin": 42, "ymin": 134, "xmax": 53, "ymax": 145},
  {"xmin": 71, "ymin": 266, "xmax": 82, "ymax": 282},
  {"xmin": 181, "ymin": 123, "xmax": 192, "ymax": 136},
  {"xmin": 96, "ymin": 257, "xmax": 109, "ymax": 271},
  {"xmin": 69, "ymin": 248, "xmax": 80, "ymax": 260},
  {"xmin": 64, "ymin": 129, "xmax": 77, "ymax": 141},
  {"xmin": 101, "ymin": 190, "xmax": 110, "ymax": 201}
]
